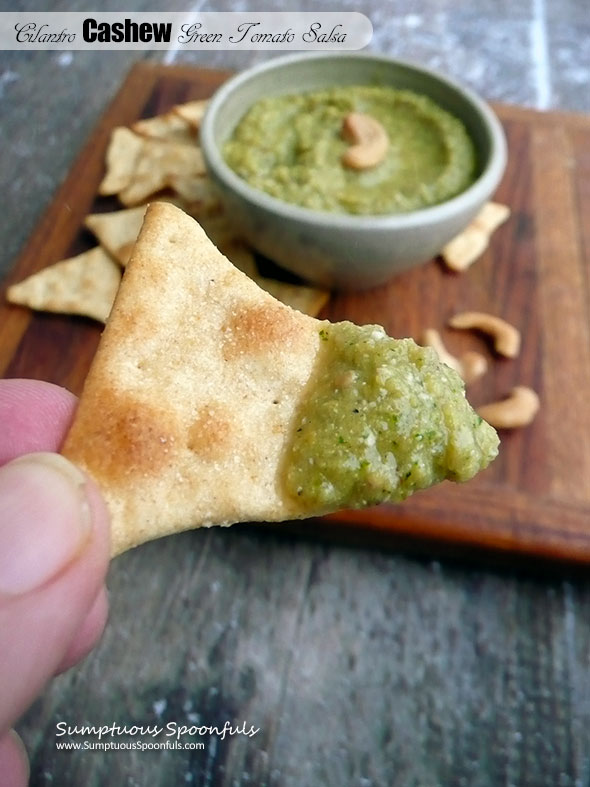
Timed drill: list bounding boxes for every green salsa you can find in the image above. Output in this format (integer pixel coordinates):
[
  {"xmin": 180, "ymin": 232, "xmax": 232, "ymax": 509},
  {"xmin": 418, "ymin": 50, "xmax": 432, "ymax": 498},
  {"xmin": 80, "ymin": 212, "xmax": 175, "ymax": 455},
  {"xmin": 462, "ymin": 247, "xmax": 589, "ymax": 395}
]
[
  {"xmin": 285, "ymin": 322, "xmax": 498, "ymax": 509},
  {"xmin": 223, "ymin": 85, "xmax": 477, "ymax": 215}
]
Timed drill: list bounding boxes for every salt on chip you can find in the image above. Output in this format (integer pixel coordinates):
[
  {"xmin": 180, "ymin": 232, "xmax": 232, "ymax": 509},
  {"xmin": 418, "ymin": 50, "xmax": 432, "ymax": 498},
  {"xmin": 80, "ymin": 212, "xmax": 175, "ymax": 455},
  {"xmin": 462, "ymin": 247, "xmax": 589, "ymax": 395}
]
[
  {"xmin": 7, "ymin": 246, "xmax": 121, "ymax": 323},
  {"xmin": 99, "ymin": 127, "xmax": 144, "ymax": 196},
  {"xmin": 85, "ymin": 205, "xmax": 147, "ymax": 267},
  {"xmin": 118, "ymin": 140, "xmax": 206, "ymax": 206},
  {"xmin": 61, "ymin": 202, "xmax": 326, "ymax": 555}
]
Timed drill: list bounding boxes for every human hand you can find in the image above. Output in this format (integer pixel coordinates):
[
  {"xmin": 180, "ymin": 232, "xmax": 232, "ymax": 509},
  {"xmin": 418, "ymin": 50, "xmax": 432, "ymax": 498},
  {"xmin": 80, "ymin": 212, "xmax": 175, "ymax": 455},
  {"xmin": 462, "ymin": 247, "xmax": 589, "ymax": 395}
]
[{"xmin": 0, "ymin": 379, "xmax": 111, "ymax": 786}]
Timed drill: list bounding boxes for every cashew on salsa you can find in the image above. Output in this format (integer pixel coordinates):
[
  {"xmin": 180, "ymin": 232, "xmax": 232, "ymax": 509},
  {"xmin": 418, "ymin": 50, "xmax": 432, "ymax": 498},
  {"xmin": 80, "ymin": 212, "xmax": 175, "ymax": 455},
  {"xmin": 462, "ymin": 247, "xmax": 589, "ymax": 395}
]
[
  {"xmin": 223, "ymin": 85, "xmax": 476, "ymax": 215},
  {"xmin": 341, "ymin": 112, "xmax": 390, "ymax": 170}
]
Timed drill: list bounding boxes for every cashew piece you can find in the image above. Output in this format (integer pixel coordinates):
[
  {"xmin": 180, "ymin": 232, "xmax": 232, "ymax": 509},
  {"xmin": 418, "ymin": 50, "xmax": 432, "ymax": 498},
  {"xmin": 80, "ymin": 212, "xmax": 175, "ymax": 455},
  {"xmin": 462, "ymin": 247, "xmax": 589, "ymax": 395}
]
[
  {"xmin": 422, "ymin": 329, "xmax": 488, "ymax": 385},
  {"xmin": 441, "ymin": 226, "xmax": 488, "ymax": 272},
  {"xmin": 341, "ymin": 113, "xmax": 389, "ymax": 169},
  {"xmin": 477, "ymin": 386, "xmax": 540, "ymax": 429},
  {"xmin": 441, "ymin": 202, "xmax": 511, "ymax": 272},
  {"xmin": 460, "ymin": 351, "xmax": 489, "ymax": 385},
  {"xmin": 448, "ymin": 311, "xmax": 521, "ymax": 358},
  {"xmin": 422, "ymin": 329, "xmax": 461, "ymax": 374}
]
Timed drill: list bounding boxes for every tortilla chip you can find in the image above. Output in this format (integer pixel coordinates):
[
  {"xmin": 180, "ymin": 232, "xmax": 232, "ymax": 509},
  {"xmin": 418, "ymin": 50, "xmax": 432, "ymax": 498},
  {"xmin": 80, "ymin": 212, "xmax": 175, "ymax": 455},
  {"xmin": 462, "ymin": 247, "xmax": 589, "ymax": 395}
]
[
  {"xmin": 132, "ymin": 111, "xmax": 196, "ymax": 144},
  {"xmin": 194, "ymin": 212, "xmax": 245, "ymax": 254},
  {"xmin": 441, "ymin": 201, "xmax": 510, "ymax": 272},
  {"xmin": 62, "ymin": 204, "xmax": 495, "ymax": 557},
  {"xmin": 98, "ymin": 127, "xmax": 144, "ymax": 196},
  {"xmin": 85, "ymin": 205, "xmax": 147, "ymax": 267},
  {"xmin": 6, "ymin": 247, "xmax": 121, "ymax": 323},
  {"xmin": 172, "ymin": 99, "xmax": 208, "ymax": 130},
  {"xmin": 62, "ymin": 202, "xmax": 324, "ymax": 555},
  {"xmin": 256, "ymin": 277, "xmax": 330, "ymax": 317},
  {"xmin": 216, "ymin": 239, "xmax": 258, "ymax": 278},
  {"xmin": 118, "ymin": 140, "xmax": 206, "ymax": 206},
  {"xmin": 168, "ymin": 175, "xmax": 221, "ymax": 214}
]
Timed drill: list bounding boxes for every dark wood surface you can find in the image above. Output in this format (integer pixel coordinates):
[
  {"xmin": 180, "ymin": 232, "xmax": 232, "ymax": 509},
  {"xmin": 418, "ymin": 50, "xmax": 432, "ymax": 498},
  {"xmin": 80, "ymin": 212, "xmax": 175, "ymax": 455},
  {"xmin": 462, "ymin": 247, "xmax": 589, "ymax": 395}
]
[
  {"xmin": 2, "ymin": 62, "xmax": 590, "ymax": 567},
  {"xmin": 2, "ymin": 12, "xmax": 590, "ymax": 784}
]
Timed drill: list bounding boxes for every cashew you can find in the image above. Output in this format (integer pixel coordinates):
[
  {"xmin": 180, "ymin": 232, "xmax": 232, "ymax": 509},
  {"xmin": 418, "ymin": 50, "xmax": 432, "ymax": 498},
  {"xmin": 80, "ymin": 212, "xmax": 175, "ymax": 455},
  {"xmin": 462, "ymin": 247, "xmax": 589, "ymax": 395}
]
[
  {"xmin": 474, "ymin": 202, "xmax": 511, "ymax": 235},
  {"xmin": 441, "ymin": 202, "xmax": 510, "ymax": 272},
  {"xmin": 477, "ymin": 386, "xmax": 540, "ymax": 429},
  {"xmin": 448, "ymin": 311, "xmax": 521, "ymax": 358},
  {"xmin": 341, "ymin": 113, "xmax": 389, "ymax": 169},
  {"xmin": 422, "ymin": 329, "xmax": 462, "ymax": 374},
  {"xmin": 421, "ymin": 329, "xmax": 488, "ymax": 385},
  {"xmin": 460, "ymin": 351, "xmax": 489, "ymax": 385},
  {"xmin": 441, "ymin": 226, "xmax": 488, "ymax": 272}
]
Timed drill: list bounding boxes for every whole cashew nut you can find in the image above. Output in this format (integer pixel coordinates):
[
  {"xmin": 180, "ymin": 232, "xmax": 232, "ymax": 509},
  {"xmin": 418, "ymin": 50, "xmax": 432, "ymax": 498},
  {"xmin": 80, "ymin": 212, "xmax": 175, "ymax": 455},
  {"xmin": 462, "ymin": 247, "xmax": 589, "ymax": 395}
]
[
  {"xmin": 477, "ymin": 386, "xmax": 540, "ymax": 429},
  {"xmin": 422, "ymin": 329, "xmax": 488, "ymax": 385},
  {"xmin": 341, "ymin": 113, "xmax": 389, "ymax": 169},
  {"xmin": 448, "ymin": 311, "xmax": 521, "ymax": 358}
]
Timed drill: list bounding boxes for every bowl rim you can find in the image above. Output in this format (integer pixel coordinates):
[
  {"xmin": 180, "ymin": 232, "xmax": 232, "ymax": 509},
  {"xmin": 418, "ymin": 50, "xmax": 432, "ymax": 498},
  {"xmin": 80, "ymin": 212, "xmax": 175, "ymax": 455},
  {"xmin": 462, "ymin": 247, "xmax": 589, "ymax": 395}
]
[{"xmin": 201, "ymin": 51, "xmax": 507, "ymax": 230}]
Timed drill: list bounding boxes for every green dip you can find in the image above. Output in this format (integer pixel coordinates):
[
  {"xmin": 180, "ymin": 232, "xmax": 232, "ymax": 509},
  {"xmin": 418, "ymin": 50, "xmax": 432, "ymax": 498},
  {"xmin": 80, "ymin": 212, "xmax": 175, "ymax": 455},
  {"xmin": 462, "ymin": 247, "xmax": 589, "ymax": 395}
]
[
  {"xmin": 285, "ymin": 322, "xmax": 498, "ymax": 509},
  {"xmin": 223, "ymin": 85, "xmax": 477, "ymax": 215}
]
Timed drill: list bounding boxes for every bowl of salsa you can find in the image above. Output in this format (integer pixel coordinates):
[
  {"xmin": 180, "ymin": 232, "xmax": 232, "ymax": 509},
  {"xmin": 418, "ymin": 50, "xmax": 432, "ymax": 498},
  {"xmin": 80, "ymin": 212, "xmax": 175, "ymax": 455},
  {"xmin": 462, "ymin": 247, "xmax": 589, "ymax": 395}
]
[{"xmin": 201, "ymin": 53, "xmax": 507, "ymax": 289}]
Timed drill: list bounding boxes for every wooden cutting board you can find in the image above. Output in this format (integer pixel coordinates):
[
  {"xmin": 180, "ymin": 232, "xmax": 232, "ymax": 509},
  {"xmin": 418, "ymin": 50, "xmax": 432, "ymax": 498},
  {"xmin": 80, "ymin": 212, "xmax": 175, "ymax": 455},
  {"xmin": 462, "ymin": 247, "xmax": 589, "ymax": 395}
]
[{"xmin": 1, "ymin": 62, "xmax": 589, "ymax": 565}]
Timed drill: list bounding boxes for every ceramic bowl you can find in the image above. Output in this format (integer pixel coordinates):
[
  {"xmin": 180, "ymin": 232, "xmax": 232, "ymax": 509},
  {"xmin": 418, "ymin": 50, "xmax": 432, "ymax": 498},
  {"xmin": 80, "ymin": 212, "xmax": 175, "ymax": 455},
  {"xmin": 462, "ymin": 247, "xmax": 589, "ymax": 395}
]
[{"xmin": 200, "ymin": 52, "xmax": 507, "ymax": 290}]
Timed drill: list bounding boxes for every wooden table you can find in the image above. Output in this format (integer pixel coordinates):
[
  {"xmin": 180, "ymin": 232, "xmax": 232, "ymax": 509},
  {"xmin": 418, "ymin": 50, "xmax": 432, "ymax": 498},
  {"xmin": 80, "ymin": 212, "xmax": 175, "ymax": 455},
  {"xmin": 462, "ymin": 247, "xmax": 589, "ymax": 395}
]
[{"xmin": 2, "ymin": 3, "xmax": 590, "ymax": 785}]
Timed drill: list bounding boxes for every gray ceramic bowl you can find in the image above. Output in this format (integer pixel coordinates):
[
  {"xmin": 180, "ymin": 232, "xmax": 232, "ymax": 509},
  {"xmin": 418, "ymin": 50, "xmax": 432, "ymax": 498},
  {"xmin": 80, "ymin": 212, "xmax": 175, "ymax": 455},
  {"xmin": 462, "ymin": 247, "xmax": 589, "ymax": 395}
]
[{"xmin": 201, "ymin": 53, "xmax": 507, "ymax": 290}]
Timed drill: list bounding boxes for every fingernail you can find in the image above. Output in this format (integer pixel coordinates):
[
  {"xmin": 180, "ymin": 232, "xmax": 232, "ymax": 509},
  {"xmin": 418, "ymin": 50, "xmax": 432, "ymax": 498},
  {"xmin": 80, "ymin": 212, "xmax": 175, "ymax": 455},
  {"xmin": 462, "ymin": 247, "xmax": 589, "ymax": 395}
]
[{"xmin": 0, "ymin": 453, "xmax": 92, "ymax": 596}]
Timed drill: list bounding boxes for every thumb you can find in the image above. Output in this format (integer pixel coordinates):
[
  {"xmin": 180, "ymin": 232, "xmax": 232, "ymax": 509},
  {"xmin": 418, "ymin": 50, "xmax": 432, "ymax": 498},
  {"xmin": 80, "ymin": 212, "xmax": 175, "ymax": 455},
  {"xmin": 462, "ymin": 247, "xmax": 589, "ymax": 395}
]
[{"xmin": 0, "ymin": 453, "xmax": 110, "ymax": 732}]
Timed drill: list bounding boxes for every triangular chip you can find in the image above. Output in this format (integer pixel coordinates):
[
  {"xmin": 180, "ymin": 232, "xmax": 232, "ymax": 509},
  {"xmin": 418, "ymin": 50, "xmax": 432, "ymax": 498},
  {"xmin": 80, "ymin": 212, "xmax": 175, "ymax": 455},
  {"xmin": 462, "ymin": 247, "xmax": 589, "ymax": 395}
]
[
  {"xmin": 215, "ymin": 239, "xmax": 258, "ymax": 278},
  {"xmin": 61, "ymin": 203, "xmax": 498, "ymax": 557},
  {"xmin": 187, "ymin": 211, "xmax": 258, "ymax": 277},
  {"xmin": 132, "ymin": 111, "xmax": 196, "ymax": 144},
  {"xmin": 118, "ymin": 140, "xmax": 206, "ymax": 206},
  {"xmin": 168, "ymin": 175, "xmax": 221, "ymax": 214},
  {"xmin": 172, "ymin": 99, "xmax": 208, "ymax": 130},
  {"xmin": 98, "ymin": 127, "xmax": 144, "ymax": 196},
  {"xmin": 7, "ymin": 246, "xmax": 121, "ymax": 323},
  {"xmin": 85, "ymin": 205, "xmax": 147, "ymax": 267}
]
